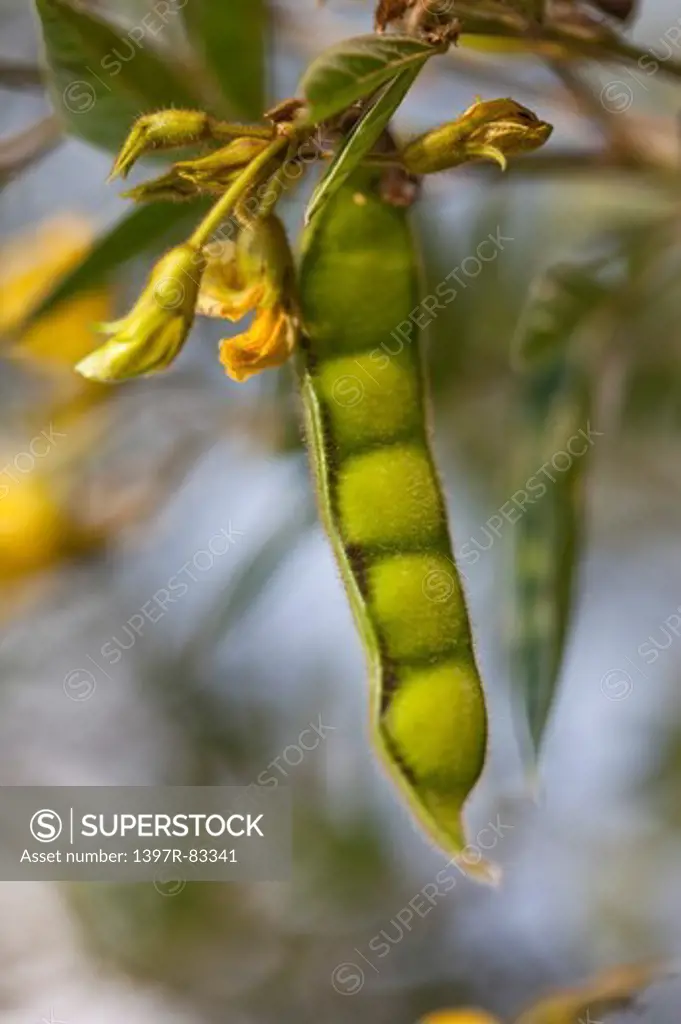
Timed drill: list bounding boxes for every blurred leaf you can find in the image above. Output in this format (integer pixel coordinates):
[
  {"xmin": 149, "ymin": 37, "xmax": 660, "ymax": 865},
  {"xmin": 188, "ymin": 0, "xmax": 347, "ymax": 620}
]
[
  {"xmin": 511, "ymin": 258, "xmax": 612, "ymax": 368},
  {"xmin": 508, "ymin": 254, "xmax": 615, "ymax": 759},
  {"xmin": 305, "ymin": 65, "xmax": 419, "ymax": 224},
  {"xmin": 181, "ymin": 0, "xmax": 267, "ymax": 119},
  {"xmin": 29, "ymin": 200, "xmax": 209, "ymax": 322},
  {"xmin": 34, "ymin": 0, "xmax": 201, "ymax": 152},
  {"xmin": 514, "ymin": 961, "xmax": 667, "ymax": 1024},
  {"xmin": 509, "ymin": 360, "xmax": 590, "ymax": 760},
  {"xmin": 300, "ymin": 34, "xmax": 436, "ymax": 125}
]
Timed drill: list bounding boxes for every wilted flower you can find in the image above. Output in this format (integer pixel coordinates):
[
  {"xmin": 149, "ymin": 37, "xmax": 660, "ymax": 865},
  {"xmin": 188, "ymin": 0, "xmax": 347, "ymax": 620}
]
[
  {"xmin": 76, "ymin": 243, "xmax": 205, "ymax": 382},
  {"xmin": 401, "ymin": 98, "xmax": 553, "ymax": 174},
  {"xmin": 196, "ymin": 215, "xmax": 298, "ymax": 383}
]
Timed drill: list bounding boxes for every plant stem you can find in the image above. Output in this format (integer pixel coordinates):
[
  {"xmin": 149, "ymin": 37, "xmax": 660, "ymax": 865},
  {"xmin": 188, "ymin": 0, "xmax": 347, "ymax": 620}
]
[{"xmin": 189, "ymin": 138, "xmax": 288, "ymax": 247}]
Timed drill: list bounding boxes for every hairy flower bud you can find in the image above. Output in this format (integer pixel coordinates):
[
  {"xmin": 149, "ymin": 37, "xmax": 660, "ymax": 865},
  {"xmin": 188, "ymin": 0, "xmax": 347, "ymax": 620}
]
[
  {"xmin": 109, "ymin": 110, "xmax": 215, "ymax": 180},
  {"xmin": 401, "ymin": 98, "xmax": 552, "ymax": 174}
]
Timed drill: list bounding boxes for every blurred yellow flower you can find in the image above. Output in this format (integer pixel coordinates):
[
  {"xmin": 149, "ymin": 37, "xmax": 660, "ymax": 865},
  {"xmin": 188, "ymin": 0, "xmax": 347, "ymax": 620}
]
[
  {"xmin": 419, "ymin": 1011, "xmax": 499, "ymax": 1024},
  {"xmin": 0, "ymin": 214, "xmax": 112, "ymax": 370},
  {"xmin": 0, "ymin": 215, "xmax": 120, "ymax": 588},
  {"xmin": 0, "ymin": 468, "xmax": 67, "ymax": 580},
  {"xmin": 196, "ymin": 215, "xmax": 298, "ymax": 382}
]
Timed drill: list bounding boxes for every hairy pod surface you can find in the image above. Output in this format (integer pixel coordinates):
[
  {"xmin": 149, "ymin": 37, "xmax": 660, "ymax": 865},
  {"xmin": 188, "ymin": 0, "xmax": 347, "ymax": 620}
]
[{"xmin": 297, "ymin": 170, "xmax": 493, "ymax": 879}]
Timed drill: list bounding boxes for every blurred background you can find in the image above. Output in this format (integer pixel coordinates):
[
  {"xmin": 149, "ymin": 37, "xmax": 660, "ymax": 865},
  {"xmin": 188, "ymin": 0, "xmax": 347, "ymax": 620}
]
[{"xmin": 2, "ymin": 0, "xmax": 681, "ymax": 1021}]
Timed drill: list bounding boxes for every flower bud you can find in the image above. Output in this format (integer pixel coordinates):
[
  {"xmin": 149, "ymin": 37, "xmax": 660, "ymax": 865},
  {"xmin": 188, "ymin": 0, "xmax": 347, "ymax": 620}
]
[
  {"xmin": 401, "ymin": 98, "xmax": 552, "ymax": 174},
  {"xmin": 76, "ymin": 243, "xmax": 205, "ymax": 382},
  {"xmin": 122, "ymin": 169, "xmax": 212, "ymax": 204},
  {"xmin": 109, "ymin": 110, "xmax": 213, "ymax": 180},
  {"xmin": 175, "ymin": 137, "xmax": 272, "ymax": 188}
]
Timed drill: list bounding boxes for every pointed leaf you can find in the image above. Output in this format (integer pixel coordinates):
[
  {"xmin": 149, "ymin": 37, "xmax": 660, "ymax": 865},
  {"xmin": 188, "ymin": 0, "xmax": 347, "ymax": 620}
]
[
  {"xmin": 300, "ymin": 34, "xmax": 438, "ymax": 125},
  {"xmin": 305, "ymin": 64, "xmax": 420, "ymax": 224},
  {"xmin": 181, "ymin": 0, "xmax": 267, "ymax": 119},
  {"xmin": 511, "ymin": 257, "xmax": 611, "ymax": 367},
  {"xmin": 508, "ymin": 257, "xmax": 615, "ymax": 759},
  {"xmin": 33, "ymin": 0, "xmax": 201, "ymax": 152},
  {"xmin": 509, "ymin": 357, "xmax": 590, "ymax": 759}
]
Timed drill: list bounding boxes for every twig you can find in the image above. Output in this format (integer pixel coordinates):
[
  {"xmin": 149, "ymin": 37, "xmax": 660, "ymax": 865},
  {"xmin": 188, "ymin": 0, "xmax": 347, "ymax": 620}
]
[
  {"xmin": 0, "ymin": 62, "xmax": 44, "ymax": 91},
  {"xmin": 548, "ymin": 58, "xmax": 639, "ymax": 164},
  {"xmin": 0, "ymin": 117, "xmax": 63, "ymax": 185}
]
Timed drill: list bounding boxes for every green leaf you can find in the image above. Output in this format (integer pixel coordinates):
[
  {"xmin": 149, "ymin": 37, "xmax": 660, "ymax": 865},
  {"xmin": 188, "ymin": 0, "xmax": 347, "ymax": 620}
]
[
  {"xmin": 509, "ymin": 356, "xmax": 590, "ymax": 761},
  {"xmin": 305, "ymin": 65, "xmax": 419, "ymax": 225},
  {"xmin": 300, "ymin": 34, "xmax": 438, "ymax": 125},
  {"xmin": 30, "ymin": 200, "xmax": 209, "ymax": 322},
  {"xmin": 508, "ymin": 255, "xmax": 617, "ymax": 760},
  {"xmin": 511, "ymin": 257, "xmax": 611, "ymax": 367},
  {"xmin": 181, "ymin": 0, "xmax": 267, "ymax": 119},
  {"xmin": 33, "ymin": 0, "xmax": 201, "ymax": 152}
]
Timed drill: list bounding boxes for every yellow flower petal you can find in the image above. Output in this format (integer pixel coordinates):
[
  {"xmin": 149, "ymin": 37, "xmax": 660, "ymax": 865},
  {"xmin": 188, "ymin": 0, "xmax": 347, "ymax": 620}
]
[
  {"xmin": 219, "ymin": 306, "xmax": 297, "ymax": 382},
  {"xmin": 196, "ymin": 254, "xmax": 264, "ymax": 321},
  {"xmin": 197, "ymin": 216, "xmax": 295, "ymax": 326}
]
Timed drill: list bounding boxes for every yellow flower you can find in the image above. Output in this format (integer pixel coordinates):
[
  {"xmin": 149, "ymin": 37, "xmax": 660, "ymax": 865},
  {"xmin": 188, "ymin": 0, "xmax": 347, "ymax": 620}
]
[
  {"xmin": 220, "ymin": 306, "xmax": 298, "ymax": 382},
  {"xmin": 196, "ymin": 215, "xmax": 298, "ymax": 382},
  {"xmin": 76, "ymin": 243, "xmax": 205, "ymax": 382},
  {"xmin": 196, "ymin": 240, "xmax": 265, "ymax": 321}
]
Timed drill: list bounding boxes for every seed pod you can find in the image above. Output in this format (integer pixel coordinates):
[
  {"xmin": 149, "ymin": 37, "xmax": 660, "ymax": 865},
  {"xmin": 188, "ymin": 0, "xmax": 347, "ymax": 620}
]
[{"xmin": 298, "ymin": 169, "xmax": 494, "ymax": 880}]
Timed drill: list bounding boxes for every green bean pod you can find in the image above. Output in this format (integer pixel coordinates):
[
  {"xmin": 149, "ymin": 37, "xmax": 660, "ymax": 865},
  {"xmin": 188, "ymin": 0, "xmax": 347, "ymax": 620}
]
[{"xmin": 297, "ymin": 170, "xmax": 493, "ymax": 880}]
